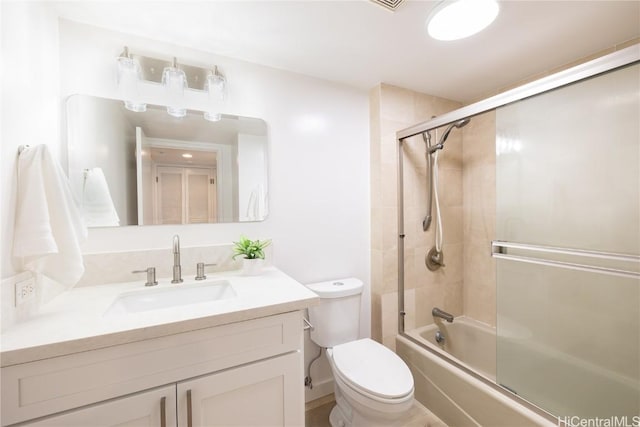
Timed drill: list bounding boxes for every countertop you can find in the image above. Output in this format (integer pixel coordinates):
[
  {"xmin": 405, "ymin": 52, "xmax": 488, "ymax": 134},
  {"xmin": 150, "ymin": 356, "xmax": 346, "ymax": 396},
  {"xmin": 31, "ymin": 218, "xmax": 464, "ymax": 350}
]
[{"xmin": 0, "ymin": 267, "xmax": 319, "ymax": 367}]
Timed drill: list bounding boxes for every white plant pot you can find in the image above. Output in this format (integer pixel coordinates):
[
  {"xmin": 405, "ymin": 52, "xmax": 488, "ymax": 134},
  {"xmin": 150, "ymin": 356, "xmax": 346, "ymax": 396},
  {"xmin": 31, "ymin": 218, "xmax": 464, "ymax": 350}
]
[{"xmin": 242, "ymin": 258, "xmax": 264, "ymax": 276}]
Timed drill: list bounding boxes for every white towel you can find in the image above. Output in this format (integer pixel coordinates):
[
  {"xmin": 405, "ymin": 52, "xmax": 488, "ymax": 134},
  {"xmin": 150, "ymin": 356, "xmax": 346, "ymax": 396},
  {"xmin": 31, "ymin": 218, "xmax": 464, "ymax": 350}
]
[
  {"xmin": 82, "ymin": 168, "xmax": 120, "ymax": 227},
  {"xmin": 245, "ymin": 184, "xmax": 268, "ymax": 221},
  {"xmin": 13, "ymin": 145, "xmax": 88, "ymax": 303}
]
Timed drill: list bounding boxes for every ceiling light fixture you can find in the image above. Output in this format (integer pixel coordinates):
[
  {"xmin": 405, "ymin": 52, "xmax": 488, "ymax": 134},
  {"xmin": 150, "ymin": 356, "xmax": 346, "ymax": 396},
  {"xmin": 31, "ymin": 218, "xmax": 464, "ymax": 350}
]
[
  {"xmin": 182, "ymin": 153, "xmax": 193, "ymax": 158},
  {"xmin": 426, "ymin": 0, "xmax": 499, "ymax": 41}
]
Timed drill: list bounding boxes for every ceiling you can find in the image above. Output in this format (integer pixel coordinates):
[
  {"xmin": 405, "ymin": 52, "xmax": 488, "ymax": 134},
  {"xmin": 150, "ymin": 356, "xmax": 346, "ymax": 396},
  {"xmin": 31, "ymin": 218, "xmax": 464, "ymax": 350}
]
[{"xmin": 52, "ymin": 0, "xmax": 640, "ymax": 103}]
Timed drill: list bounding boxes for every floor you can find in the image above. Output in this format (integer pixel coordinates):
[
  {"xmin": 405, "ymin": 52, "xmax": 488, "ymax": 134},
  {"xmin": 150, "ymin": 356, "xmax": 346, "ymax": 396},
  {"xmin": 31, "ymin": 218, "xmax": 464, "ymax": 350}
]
[{"xmin": 305, "ymin": 398, "xmax": 448, "ymax": 427}]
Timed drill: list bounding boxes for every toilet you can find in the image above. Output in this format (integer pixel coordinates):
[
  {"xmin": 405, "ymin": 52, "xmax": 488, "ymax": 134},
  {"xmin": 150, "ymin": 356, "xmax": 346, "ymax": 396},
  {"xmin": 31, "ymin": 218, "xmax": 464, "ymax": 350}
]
[{"xmin": 306, "ymin": 278, "xmax": 414, "ymax": 427}]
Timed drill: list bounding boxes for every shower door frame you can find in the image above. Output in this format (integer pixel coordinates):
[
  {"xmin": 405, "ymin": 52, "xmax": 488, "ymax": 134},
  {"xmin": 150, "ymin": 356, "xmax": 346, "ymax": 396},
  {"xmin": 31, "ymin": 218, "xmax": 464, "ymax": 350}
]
[{"xmin": 395, "ymin": 44, "xmax": 640, "ymax": 421}]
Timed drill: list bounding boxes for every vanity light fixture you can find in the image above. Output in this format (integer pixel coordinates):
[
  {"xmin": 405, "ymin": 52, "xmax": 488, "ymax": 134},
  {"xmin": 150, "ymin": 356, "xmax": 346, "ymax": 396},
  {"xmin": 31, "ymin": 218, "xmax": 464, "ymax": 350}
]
[
  {"xmin": 426, "ymin": 0, "xmax": 499, "ymax": 41},
  {"xmin": 115, "ymin": 47, "xmax": 228, "ymax": 119},
  {"xmin": 204, "ymin": 66, "xmax": 227, "ymax": 122},
  {"xmin": 162, "ymin": 57, "xmax": 187, "ymax": 118},
  {"xmin": 116, "ymin": 47, "xmax": 147, "ymax": 112}
]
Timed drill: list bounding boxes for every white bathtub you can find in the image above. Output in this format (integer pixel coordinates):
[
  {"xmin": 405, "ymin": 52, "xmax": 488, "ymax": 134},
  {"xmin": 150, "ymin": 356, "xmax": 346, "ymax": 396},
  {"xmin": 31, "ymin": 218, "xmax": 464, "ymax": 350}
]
[
  {"xmin": 399, "ymin": 317, "xmax": 554, "ymax": 427},
  {"xmin": 410, "ymin": 316, "xmax": 497, "ymax": 381}
]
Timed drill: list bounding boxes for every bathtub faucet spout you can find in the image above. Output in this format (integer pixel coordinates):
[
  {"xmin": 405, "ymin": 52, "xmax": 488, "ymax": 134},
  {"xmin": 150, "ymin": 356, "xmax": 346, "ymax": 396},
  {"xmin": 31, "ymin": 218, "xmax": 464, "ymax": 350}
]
[{"xmin": 432, "ymin": 307, "xmax": 454, "ymax": 323}]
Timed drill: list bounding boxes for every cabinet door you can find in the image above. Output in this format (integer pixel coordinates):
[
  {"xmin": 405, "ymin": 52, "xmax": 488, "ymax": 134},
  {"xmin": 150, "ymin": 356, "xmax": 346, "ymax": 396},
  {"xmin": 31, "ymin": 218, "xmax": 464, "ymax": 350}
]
[
  {"xmin": 177, "ymin": 352, "xmax": 304, "ymax": 427},
  {"xmin": 22, "ymin": 385, "xmax": 176, "ymax": 427}
]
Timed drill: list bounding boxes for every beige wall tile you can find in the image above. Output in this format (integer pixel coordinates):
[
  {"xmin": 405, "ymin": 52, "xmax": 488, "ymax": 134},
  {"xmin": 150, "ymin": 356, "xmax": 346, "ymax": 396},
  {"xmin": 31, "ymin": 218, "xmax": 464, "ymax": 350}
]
[
  {"xmin": 381, "ymin": 291, "xmax": 399, "ymax": 338},
  {"xmin": 371, "ymin": 249, "xmax": 383, "ymax": 295},
  {"xmin": 441, "ymin": 205, "xmax": 464, "ymax": 245},
  {"xmin": 380, "ymin": 84, "xmax": 416, "ymax": 122},
  {"xmin": 382, "ymin": 248, "xmax": 399, "ymax": 294},
  {"xmin": 371, "ymin": 291, "xmax": 382, "ymax": 342},
  {"xmin": 371, "ymin": 83, "xmax": 465, "ymax": 342}
]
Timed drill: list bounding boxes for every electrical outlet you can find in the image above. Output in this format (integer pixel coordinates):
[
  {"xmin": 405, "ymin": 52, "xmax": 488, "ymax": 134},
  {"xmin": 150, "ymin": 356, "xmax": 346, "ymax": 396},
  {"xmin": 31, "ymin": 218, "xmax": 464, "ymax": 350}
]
[{"xmin": 15, "ymin": 278, "xmax": 35, "ymax": 306}]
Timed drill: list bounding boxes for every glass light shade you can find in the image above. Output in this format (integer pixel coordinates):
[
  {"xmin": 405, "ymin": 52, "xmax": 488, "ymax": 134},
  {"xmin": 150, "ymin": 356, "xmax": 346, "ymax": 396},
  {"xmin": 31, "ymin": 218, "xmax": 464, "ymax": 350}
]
[
  {"xmin": 162, "ymin": 66, "xmax": 187, "ymax": 118},
  {"xmin": 203, "ymin": 112, "xmax": 222, "ymax": 122},
  {"xmin": 117, "ymin": 56, "xmax": 146, "ymax": 112},
  {"xmin": 426, "ymin": 0, "xmax": 499, "ymax": 41},
  {"xmin": 204, "ymin": 73, "xmax": 226, "ymax": 122}
]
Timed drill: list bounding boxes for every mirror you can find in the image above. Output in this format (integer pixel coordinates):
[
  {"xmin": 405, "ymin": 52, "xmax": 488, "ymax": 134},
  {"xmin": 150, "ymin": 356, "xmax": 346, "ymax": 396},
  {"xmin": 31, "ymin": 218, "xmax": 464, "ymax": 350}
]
[{"xmin": 66, "ymin": 95, "xmax": 268, "ymax": 227}]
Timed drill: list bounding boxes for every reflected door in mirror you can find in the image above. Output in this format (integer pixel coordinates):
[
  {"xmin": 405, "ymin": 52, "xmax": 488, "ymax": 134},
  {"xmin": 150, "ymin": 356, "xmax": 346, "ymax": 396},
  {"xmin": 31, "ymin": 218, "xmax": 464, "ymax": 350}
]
[{"xmin": 155, "ymin": 167, "xmax": 216, "ymax": 224}]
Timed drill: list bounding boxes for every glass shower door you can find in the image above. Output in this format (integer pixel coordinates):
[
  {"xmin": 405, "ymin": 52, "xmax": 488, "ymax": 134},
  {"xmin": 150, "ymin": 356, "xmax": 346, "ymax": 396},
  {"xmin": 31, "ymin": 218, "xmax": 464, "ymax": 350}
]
[{"xmin": 495, "ymin": 63, "xmax": 640, "ymax": 419}]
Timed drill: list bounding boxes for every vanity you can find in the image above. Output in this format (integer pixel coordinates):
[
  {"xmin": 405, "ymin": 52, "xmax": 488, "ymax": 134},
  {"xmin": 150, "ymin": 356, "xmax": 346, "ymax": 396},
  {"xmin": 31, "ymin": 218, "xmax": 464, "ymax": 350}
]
[{"xmin": 0, "ymin": 267, "xmax": 318, "ymax": 426}]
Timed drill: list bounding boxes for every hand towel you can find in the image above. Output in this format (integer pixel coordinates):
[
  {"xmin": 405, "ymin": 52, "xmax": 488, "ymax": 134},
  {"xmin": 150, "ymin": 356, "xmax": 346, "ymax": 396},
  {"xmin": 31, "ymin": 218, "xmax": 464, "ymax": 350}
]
[
  {"xmin": 12, "ymin": 145, "xmax": 88, "ymax": 303},
  {"xmin": 245, "ymin": 184, "xmax": 268, "ymax": 221},
  {"xmin": 82, "ymin": 168, "xmax": 120, "ymax": 227}
]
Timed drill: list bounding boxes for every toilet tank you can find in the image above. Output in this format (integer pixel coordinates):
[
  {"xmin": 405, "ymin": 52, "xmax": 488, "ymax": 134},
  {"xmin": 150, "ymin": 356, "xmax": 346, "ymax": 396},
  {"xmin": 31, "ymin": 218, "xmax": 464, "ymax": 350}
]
[{"xmin": 306, "ymin": 278, "xmax": 363, "ymax": 348}]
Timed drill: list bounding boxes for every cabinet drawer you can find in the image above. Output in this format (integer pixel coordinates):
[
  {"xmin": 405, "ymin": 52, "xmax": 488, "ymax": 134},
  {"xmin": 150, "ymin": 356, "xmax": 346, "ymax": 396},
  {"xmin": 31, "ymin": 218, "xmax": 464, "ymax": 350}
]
[
  {"xmin": 19, "ymin": 385, "xmax": 176, "ymax": 427},
  {"xmin": 2, "ymin": 311, "xmax": 302, "ymax": 426}
]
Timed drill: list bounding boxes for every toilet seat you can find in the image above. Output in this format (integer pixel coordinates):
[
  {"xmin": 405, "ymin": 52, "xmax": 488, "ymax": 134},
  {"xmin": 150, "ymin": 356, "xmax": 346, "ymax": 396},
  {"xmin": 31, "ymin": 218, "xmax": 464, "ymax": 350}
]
[{"xmin": 329, "ymin": 338, "xmax": 414, "ymax": 401}]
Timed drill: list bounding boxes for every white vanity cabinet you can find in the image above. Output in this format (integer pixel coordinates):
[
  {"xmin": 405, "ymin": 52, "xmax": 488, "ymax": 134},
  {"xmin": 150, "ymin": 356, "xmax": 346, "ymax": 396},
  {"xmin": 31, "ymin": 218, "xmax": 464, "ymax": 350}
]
[{"xmin": 1, "ymin": 311, "xmax": 305, "ymax": 427}]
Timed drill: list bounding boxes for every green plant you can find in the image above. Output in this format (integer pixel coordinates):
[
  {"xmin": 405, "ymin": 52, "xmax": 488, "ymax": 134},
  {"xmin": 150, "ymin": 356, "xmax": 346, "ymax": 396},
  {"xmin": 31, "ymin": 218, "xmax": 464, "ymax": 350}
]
[{"xmin": 232, "ymin": 236, "xmax": 271, "ymax": 260}]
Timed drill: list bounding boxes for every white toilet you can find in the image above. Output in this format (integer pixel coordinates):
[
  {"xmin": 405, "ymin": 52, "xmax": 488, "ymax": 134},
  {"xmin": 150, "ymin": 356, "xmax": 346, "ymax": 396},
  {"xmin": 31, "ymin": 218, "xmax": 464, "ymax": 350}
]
[{"xmin": 306, "ymin": 278, "xmax": 414, "ymax": 427}]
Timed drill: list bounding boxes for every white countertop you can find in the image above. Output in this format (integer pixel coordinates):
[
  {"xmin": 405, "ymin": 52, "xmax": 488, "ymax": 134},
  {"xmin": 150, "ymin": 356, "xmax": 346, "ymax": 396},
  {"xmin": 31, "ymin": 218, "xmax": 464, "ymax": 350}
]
[{"xmin": 1, "ymin": 267, "xmax": 319, "ymax": 367}]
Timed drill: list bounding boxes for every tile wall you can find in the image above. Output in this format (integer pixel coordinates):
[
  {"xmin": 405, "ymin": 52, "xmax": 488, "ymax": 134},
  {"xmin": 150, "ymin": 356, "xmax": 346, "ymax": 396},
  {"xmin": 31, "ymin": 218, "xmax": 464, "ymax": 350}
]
[{"xmin": 370, "ymin": 84, "xmax": 498, "ymax": 347}]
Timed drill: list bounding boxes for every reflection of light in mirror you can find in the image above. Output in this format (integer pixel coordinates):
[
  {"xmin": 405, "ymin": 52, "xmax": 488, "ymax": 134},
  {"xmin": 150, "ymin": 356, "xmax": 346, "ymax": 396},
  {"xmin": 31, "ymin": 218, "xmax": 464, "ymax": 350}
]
[
  {"xmin": 496, "ymin": 136, "xmax": 522, "ymax": 156},
  {"xmin": 294, "ymin": 114, "xmax": 327, "ymax": 133},
  {"xmin": 182, "ymin": 153, "xmax": 193, "ymax": 158}
]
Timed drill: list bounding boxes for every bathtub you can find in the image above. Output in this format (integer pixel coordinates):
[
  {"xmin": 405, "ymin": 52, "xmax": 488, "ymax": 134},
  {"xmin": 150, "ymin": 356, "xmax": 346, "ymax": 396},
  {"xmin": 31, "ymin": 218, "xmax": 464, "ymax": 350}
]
[
  {"xmin": 410, "ymin": 316, "xmax": 497, "ymax": 381},
  {"xmin": 398, "ymin": 317, "xmax": 555, "ymax": 427}
]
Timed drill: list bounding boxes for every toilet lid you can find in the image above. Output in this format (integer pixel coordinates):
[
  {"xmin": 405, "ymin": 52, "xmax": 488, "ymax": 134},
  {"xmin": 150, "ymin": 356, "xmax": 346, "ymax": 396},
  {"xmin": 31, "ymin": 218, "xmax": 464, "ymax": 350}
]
[{"xmin": 331, "ymin": 338, "xmax": 414, "ymax": 399}]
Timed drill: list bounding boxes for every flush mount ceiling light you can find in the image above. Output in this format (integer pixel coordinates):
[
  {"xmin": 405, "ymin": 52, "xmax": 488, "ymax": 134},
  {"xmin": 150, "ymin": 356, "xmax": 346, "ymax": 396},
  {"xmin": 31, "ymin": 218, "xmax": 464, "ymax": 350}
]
[
  {"xmin": 115, "ymin": 46, "xmax": 228, "ymax": 119},
  {"xmin": 426, "ymin": 0, "xmax": 499, "ymax": 41}
]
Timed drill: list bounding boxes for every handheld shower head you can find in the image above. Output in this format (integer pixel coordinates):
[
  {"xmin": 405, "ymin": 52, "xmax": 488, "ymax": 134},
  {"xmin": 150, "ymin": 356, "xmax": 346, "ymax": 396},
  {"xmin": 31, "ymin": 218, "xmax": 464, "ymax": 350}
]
[
  {"xmin": 437, "ymin": 118, "xmax": 470, "ymax": 146},
  {"xmin": 426, "ymin": 118, "xmax": 470, "ymax": 154}
]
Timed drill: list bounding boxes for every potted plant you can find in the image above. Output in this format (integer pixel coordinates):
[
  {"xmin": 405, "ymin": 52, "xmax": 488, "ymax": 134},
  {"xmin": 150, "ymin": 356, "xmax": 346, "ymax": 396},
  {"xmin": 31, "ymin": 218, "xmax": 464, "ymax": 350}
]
[{"xmin": 232, "ymin": 236, "xmax": 271, "ymax": 275}]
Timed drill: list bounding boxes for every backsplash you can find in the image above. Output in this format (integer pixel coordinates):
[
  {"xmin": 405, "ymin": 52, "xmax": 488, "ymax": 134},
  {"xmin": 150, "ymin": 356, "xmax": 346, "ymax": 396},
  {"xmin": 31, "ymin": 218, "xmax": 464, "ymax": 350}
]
[{"xmin": 77, "ymin": 244, "xmax": 254, "ymax": 287}]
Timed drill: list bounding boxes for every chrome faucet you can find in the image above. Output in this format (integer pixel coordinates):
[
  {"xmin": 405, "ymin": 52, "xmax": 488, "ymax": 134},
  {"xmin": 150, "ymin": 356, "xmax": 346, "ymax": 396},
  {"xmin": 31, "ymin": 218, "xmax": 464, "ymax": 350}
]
[
  {"xmin": 432, "ymin": 307, "xmax": 454, "ymax": 323},
  {"xmin": 171, "ymin": 235, "xmax": 183, "ymax": 283}
]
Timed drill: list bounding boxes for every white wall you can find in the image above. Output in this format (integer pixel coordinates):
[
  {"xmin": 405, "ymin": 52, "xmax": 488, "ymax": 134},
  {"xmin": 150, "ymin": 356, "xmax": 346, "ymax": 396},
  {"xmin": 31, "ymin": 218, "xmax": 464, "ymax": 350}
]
[
  {"xmin": 1, "ymin": 7, "xmax": 370, "ymax": 401},
  {"xmin": 1, "ymin": 2, "xmax": 60, "ymax": 278}
]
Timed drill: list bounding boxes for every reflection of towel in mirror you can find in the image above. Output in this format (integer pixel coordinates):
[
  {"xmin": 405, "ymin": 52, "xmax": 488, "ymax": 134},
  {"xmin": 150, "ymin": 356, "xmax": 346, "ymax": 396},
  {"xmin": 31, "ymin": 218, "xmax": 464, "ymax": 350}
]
[
  {"xmin": 82, "ymin": 168, "xmax": 120, "ymax": 227},
  {"xmin": 246, "ymin": 184, "xmax": 268, "ymax": 221},
  {"xmin": 12, "ymin": 144, "xmax": 88, "ymax": 303}
]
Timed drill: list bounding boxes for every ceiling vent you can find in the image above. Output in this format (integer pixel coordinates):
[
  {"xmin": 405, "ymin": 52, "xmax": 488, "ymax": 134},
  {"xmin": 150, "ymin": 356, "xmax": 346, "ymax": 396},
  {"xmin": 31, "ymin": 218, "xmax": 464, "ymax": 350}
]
[{"xmin": 370, "ymin": 0, "xmax": 405, "ymax": 11}]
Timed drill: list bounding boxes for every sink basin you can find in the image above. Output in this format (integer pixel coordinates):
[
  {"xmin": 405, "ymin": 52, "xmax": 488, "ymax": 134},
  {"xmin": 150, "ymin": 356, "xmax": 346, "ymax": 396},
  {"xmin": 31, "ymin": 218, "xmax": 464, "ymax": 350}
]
[{"xmin": 104, "ymin": 280, "xmax": 236, "ymax": 316}]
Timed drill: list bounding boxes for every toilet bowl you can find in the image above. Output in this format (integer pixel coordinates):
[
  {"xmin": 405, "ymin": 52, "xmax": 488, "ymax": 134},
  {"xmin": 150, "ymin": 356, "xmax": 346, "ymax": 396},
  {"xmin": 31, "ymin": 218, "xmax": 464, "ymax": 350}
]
[
  {"xmin": 306, "ymin": 279, "xmax": 415, "ymax": 427},
  {"xmin": 327, "ymin": 338, "xmax": 414, "ymax": 426}
]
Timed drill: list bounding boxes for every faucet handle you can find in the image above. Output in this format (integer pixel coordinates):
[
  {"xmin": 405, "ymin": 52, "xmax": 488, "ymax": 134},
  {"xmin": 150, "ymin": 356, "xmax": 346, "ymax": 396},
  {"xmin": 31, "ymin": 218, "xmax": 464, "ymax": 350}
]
[
  {"xmin": 195, "ymin": 262, "xmax": 217, "ymax": 281},
  {"xmin": 132, "ymin": 267, "xmax": 158, "ymax": 287}
]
